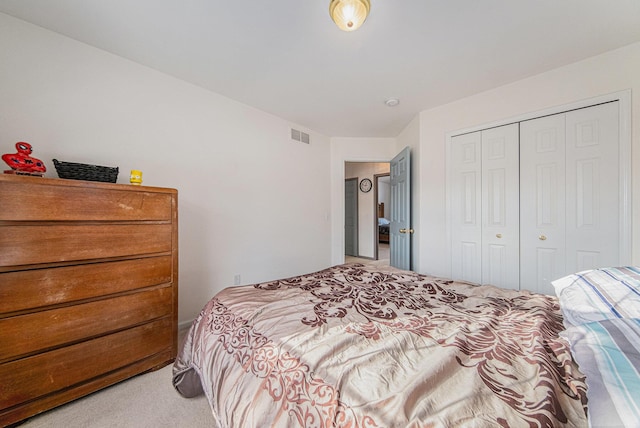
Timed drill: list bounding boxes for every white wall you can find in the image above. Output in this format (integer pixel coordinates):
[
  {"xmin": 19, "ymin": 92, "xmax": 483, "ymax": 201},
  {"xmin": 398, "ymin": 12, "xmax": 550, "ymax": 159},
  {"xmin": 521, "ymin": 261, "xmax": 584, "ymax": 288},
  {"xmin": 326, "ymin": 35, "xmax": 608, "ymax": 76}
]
[
  {"xmin": 0, "ymin": 13, "xmax": 332, "ymax": 325},
  {"xmin": 345, "ymin": 162, "xmax": 390, "ymax": 258},
  {"xmin": 415, "ymin": 41, "xmax": 640, "ymax": 278},
  {"xmin": 5, "ymin": 13, "xmax": 637, "ymax": 320},
  {"xmin": 330, "ymin": 138, "xmax": 398, "ymax": 265},
  {"xmin": 378, "ymin": 177, "xmax": 390, "ymax": 215}
]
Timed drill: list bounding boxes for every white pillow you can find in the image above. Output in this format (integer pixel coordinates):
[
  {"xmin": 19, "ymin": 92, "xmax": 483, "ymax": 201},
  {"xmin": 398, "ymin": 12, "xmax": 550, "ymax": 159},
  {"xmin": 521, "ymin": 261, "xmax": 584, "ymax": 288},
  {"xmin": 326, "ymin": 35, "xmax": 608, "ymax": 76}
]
[{"xmin": 552, "ymin": 267, "xmax": 640, "ymax": 327}]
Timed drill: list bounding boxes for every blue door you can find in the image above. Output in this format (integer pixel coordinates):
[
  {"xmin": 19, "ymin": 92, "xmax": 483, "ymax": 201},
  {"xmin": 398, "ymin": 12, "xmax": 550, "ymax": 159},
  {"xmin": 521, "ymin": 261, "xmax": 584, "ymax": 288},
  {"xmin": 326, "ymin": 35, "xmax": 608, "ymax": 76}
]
[
  {"xmin": 344, "ymin": 178, "xmax": 358, "ymax": 257},
  {"xmin": 390, "ymin": 147, "xmax": 411, "ymax": 270}
]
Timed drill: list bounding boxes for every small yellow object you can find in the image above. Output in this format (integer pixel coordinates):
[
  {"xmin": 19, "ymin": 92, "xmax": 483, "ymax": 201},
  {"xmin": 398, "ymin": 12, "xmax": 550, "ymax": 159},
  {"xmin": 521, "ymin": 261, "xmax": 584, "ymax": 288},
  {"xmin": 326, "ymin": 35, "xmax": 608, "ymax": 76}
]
[{"xmin": 130, "ymin": 169, "xmax": 142, "ymax": 185}]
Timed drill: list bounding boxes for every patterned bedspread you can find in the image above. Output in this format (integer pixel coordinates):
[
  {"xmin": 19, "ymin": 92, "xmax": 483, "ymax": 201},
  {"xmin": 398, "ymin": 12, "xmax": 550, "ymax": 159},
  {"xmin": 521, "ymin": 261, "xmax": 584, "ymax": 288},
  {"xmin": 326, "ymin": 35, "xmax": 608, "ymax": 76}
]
[{"xmin": 173, "ymin": 264, "xmax": 588, "ymax": 427}]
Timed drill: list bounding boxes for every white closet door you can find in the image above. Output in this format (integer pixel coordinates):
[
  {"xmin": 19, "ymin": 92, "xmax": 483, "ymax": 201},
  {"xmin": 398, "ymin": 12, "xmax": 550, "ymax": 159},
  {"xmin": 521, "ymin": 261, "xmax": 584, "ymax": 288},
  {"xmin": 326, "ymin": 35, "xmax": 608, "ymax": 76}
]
[
  {"xmin": 520, "ymin": 114, "xmax": 566, "ymax": 295},
  {"xmin": 520, "ymin": 101, "xmax": 620, "ymax": 294},
  {"xmin": 481, "ymin": 124, "xmax": 519, "ymax": 289},
  {"xmin": 566, "ymin": 102, "xmax": 619, "ymax": 271},
  {"xmin": 450, "ymin": 132, "xmax": 482, "ymax": 284},
  {"xmin": 450, "ymin": 98, "xmax": 626, "ymax": 293}
]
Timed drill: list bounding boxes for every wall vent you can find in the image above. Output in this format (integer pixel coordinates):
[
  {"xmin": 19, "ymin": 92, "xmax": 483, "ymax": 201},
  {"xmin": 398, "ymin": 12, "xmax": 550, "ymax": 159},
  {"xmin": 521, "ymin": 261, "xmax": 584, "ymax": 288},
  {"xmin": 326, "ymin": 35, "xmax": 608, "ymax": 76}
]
[{"xmin": 291, "ymin": 128, "xmax": 310, "ymax": 144}]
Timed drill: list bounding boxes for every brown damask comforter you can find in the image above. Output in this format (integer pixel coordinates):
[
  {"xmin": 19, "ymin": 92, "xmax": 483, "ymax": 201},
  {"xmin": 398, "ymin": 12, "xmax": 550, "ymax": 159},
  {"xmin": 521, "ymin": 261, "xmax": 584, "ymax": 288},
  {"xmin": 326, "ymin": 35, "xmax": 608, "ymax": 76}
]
[{"xmin": 173, "ymin": 264, "xmax": 588, "ymax": 427}]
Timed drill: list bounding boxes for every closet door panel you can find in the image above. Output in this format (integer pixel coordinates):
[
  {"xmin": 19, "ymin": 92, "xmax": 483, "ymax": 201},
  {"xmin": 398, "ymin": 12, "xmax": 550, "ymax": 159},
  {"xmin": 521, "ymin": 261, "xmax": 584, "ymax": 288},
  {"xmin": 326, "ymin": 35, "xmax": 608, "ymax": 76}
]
[
  {"xmin": 566, "ymin": 102, "xmax": 619, "ymax": 272},
  {"xmin": 481, "ymin": 124, "xmax": 519, "ymax": 289},
  {"xmin": 450, "ymin": 132, "xmax": 482, "ymax": 284},
  {"xmin": 520, "ymin": 114, "xmax": 566, "ymax": 295},
  {"xmin": 449, "ymin": 98, "xmax": 624, "ymax": 294}
]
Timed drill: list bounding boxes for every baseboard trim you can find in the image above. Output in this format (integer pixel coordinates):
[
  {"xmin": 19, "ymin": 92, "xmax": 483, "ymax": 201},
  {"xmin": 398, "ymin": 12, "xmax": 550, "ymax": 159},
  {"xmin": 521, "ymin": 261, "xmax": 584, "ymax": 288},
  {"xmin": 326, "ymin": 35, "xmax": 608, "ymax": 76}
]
[{"xmin": 178, "ymin": 319, "xmax": 194, "ymax": 331}]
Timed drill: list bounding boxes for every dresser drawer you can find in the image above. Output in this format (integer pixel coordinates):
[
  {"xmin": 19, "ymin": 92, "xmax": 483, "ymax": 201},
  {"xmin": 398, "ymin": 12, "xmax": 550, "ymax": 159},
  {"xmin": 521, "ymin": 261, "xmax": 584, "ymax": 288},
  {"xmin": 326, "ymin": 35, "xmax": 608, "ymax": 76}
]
[
  {"xmin": 0, "ymin": 287, "xmax": 173, "ymax": 361},
  {"xmin": 0, "ymin": 179, "xmax": 174, "ymax": 222},
  {"xmin": 0, "ymin": 176, "xmax": 177, "ymax": 425},
  {"xmin": 0, "ymin": 224, "xmax": 172, "ymax": 267},
  {"xmin": 0, "ymin": 318, "xmax": 172, "ymax": 410},
  {"xmin": 0, "ymin": 256, "xmax": 173, "ymax": 313}
]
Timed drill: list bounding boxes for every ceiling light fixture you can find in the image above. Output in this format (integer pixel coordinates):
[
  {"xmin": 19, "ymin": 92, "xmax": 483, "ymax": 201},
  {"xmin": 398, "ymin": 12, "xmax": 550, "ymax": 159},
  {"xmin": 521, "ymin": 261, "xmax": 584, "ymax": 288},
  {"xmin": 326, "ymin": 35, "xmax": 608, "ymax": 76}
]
[{"xmin": 329, "ymin": 0, "xmax": 371, "ymax": 32}]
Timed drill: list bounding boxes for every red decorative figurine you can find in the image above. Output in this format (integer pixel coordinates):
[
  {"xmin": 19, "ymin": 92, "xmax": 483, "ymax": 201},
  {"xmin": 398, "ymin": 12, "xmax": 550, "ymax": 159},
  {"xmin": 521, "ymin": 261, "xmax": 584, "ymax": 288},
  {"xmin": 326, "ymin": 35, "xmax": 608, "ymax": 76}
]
[{"xmin": 2, "ymin": 142, "xmax": 46, "ymax": 174}]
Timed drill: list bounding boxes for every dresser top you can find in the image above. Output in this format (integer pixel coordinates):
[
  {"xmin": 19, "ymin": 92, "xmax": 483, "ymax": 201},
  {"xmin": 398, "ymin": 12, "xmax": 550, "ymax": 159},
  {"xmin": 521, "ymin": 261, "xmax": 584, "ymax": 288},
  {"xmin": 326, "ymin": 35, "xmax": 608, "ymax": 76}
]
[{"xmin": 0, "ymin": 174, "xmax": 177, "ymax": 194}]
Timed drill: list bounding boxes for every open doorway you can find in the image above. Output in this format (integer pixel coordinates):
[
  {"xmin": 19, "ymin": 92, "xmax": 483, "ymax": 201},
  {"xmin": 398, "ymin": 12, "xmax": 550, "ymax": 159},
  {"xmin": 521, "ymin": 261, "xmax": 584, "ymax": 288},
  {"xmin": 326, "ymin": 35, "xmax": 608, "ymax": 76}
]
[{"xmin": 344, "ymin": 162, "xmax": 390, "ymax": 266}]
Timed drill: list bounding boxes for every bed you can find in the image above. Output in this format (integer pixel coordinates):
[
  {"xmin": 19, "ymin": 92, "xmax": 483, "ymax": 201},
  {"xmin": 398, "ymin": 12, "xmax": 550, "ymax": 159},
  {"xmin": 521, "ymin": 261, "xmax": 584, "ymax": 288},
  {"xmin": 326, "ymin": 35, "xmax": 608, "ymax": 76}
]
[
  {"xmin": 173, "ymin": 264, "xmax": 640, "ymax": 427},
  {"xmin": 378, "ymin": 219, "xmax": 389, "ymax": 243}
]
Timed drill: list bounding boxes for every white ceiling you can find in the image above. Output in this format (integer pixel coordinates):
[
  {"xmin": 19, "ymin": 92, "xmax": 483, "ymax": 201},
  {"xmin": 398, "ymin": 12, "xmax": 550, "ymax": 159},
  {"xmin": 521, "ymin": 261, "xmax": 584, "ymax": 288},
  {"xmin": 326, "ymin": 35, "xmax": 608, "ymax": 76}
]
[{"xmin": 1, "ymin": 1, "xmax": 640, "ymax": 138}]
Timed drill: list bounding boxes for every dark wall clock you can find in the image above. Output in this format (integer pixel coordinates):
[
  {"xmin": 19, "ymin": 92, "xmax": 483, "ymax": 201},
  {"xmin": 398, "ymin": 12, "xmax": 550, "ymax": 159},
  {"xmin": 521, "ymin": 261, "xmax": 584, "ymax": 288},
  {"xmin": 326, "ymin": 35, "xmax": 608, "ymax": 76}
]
[{"xmin": 359, "ymin": 178, "xmax": 372, "ymax": 193}]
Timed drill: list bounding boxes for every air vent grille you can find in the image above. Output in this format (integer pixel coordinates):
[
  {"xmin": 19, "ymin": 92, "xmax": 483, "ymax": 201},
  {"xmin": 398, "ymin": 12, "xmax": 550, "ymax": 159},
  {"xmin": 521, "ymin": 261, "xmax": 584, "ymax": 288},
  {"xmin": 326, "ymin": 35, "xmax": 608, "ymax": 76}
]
[{"xmin": 291, "ymin": 128, "xmax": 310, "ymax": 144}]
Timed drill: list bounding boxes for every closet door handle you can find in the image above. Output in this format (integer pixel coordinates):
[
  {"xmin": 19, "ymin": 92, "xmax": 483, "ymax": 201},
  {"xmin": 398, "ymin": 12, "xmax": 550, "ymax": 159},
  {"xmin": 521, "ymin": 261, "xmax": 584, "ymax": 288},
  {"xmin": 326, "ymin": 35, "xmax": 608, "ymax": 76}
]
[
  {"xmin": 400, "ymin": 228, "xmax": 414, "ymax": 234},
  {"xmin": 539, "ymin": 235, "xmax": 547, "ymax": 241},
  {"xmin": 496, "ymin": 233, "xmax": 502, "ymax": 238}
]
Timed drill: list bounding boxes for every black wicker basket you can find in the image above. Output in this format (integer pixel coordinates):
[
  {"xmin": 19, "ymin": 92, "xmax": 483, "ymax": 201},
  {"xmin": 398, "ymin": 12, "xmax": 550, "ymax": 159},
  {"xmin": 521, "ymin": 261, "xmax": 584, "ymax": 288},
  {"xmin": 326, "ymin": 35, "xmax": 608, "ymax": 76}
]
[{"xmin": 53, "ymin": 159, "xmax": 119, "ymax": 183}]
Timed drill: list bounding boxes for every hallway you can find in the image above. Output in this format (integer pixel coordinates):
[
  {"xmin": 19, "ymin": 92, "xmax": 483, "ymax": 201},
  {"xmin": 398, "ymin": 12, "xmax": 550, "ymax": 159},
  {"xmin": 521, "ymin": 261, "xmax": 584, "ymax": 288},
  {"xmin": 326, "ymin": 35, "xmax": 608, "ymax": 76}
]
[{"xmin": 345, "ymin": 243, "xmax": 389, "ymax": 267}]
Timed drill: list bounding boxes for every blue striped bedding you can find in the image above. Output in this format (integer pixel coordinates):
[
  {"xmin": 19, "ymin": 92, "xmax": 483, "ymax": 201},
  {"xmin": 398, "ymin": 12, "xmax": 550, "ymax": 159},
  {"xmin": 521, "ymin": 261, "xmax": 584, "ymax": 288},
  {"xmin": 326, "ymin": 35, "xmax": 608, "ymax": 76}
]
[
  {"xmin": 552, "ymin": 266, "xmax": 640, "ymax": 326},
  {"xmin": 554, "ymin": 267, "xmax": 640, "ymax": 427},
  {"xmin": 562, "ymin": 318, "xmax": 640, "ymax": 427}
]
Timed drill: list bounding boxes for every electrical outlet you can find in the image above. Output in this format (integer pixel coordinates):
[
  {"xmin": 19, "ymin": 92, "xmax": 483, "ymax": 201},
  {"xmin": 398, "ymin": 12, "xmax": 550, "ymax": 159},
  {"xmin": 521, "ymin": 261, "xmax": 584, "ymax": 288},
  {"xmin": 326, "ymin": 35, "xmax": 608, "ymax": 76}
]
[{"xmin": 234, "ymin": 274, "xmax": 241, "ymax": 285}]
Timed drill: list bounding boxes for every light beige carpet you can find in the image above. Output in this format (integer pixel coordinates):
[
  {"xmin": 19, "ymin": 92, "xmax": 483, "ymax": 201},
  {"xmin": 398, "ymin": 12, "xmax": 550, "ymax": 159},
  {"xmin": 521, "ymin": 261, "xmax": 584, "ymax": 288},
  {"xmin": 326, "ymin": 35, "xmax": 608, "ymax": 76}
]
[
  {"xmin": 345, "ymin": 242, "xmax": 390, "ymax": 267},
  {"xmin": 20, "ymin": 364, "xmax": 212, "ymax": 428},
  {"xmin": 20, "ymin": 327, "xmax": 213, "ymax": 428}
]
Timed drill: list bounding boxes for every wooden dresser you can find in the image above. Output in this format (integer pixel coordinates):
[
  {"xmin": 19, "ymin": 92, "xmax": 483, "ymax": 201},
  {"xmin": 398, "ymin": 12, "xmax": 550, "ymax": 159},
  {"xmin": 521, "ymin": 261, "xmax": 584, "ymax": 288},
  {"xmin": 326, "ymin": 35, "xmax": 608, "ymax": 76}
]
[{"xmin": 0, "ymin": 175, "xmax": 178, "ymax": 426}]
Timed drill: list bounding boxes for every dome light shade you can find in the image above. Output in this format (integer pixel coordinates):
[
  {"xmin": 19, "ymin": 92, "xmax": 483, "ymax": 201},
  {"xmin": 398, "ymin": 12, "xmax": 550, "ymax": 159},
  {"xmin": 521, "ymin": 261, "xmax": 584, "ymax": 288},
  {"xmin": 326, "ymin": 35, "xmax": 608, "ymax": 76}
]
[{"xmin": 329, "ymin": 0, "xmax": 371, "ymax": 32}]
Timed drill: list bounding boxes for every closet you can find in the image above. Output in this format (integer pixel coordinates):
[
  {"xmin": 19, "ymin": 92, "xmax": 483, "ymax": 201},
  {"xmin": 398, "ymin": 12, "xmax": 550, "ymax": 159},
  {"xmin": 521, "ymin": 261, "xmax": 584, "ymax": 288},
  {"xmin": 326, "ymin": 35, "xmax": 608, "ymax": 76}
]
[{"xmin": 450, "ymin": 100, "xmax": 625, "ymax": 294}]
